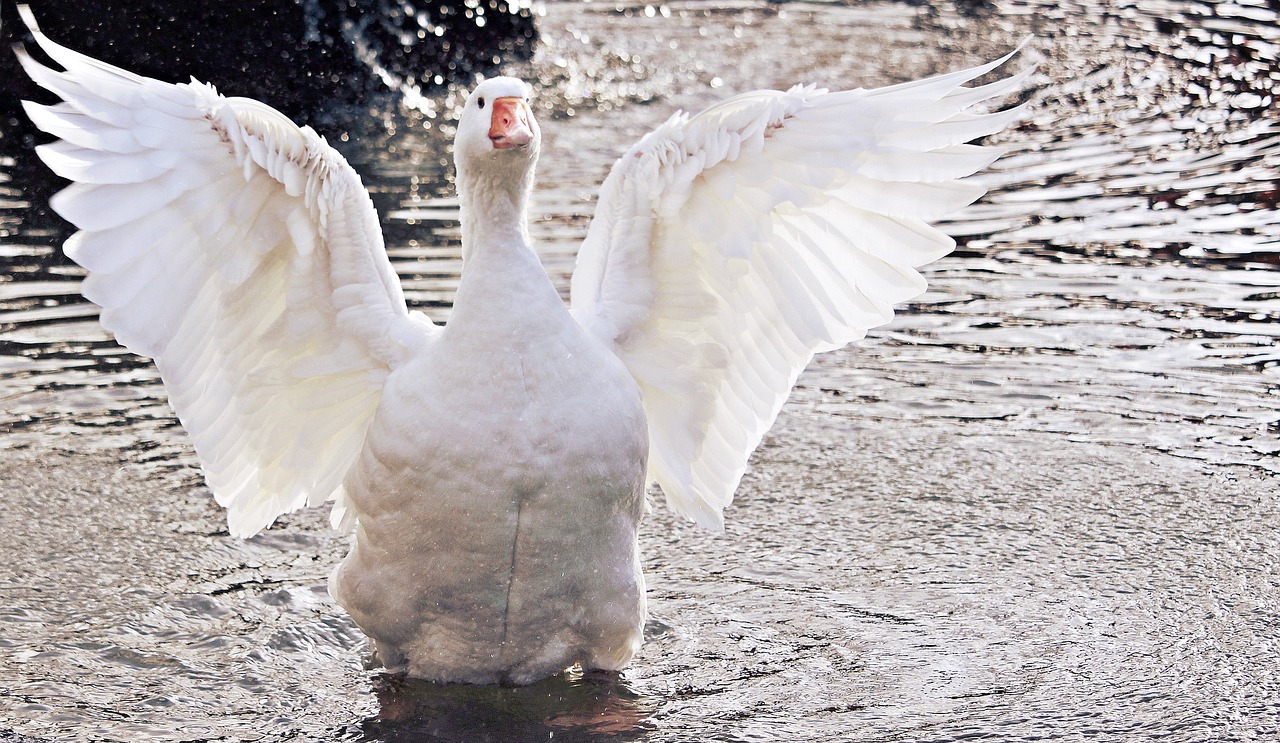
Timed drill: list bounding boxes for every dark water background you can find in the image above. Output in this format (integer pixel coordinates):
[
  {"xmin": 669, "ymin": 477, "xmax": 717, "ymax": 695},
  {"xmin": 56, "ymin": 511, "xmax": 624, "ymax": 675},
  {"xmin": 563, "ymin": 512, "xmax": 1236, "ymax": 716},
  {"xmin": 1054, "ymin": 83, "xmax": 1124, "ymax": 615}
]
[{"xmin": 1, "ymin": 1, "xmax": 1279, "ymax": 741}]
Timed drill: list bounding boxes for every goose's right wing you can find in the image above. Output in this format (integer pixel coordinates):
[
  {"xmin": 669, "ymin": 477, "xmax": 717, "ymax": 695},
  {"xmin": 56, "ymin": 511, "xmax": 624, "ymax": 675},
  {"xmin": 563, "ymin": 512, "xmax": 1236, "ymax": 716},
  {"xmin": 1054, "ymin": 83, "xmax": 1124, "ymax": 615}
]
[{"xmin": 19, "ymin": 10, "xmax": 431, "ymax": 536}]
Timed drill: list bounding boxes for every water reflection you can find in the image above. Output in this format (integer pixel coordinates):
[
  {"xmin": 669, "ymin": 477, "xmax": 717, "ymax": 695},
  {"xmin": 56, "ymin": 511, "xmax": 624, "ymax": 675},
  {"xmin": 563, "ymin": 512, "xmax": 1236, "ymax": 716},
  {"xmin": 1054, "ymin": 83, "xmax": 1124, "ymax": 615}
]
[
  {"xmin": 943, "ymin": 0, "xmax": 1280, "ymax": 255},
  {"xmin": 361, "ymin": 671, "xmax": 655, "ymax": 742}
]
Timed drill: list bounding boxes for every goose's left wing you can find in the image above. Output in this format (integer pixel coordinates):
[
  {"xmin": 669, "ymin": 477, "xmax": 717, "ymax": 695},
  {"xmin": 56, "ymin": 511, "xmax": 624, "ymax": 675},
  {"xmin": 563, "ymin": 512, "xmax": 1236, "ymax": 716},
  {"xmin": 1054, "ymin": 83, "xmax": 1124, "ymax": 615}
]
[{"xmin": 570, "ymin": 48, "xmax": 1029, "ymax": 529}]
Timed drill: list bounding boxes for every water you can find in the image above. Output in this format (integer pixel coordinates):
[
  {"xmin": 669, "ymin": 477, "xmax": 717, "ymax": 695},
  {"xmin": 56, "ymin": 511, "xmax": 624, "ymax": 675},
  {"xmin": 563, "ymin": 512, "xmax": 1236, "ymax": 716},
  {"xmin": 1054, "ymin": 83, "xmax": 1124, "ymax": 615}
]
[{"xmin": 2, "ymin": 0, "xmax": 1279, "ymax": 740}]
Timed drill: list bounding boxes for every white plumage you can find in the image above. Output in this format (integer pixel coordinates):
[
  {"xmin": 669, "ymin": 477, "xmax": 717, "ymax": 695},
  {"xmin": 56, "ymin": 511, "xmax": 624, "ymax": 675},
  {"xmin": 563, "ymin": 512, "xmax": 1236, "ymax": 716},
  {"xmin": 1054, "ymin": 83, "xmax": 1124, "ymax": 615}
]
[{"xmin": 19, "ymin": 6, "xmax": 1028, "ymax": 684}]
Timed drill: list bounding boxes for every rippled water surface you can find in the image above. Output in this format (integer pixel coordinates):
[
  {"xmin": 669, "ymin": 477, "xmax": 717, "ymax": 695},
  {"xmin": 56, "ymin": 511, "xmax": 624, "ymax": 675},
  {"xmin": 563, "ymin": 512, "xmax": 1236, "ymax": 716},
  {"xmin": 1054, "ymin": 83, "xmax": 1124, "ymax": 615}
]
[{"xmin": 2, "ymin": 1, "xmax": 1279, "ymax": 741}]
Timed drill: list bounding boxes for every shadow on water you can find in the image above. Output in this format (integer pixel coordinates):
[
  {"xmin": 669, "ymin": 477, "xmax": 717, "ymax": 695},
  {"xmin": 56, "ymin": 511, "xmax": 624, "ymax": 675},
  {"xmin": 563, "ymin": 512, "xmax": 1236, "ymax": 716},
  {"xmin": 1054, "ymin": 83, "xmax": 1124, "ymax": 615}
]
[
  {"xmin": 0, "ymin": 0, "xmax": 537, "ymax": 118},
  {"xmin": 359, "ymin": 671, "xmax": 657, "ymax": 742},
  {"xmin": 355, "ymin": 620, "xmax": 676, "ymax": 741}
]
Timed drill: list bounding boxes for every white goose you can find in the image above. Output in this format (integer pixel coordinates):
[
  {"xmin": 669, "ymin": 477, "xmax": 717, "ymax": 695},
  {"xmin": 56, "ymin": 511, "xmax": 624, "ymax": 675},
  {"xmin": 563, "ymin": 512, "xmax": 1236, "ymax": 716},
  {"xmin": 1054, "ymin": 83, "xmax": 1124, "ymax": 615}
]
[{"xmin": 19, "ymin": 9, "xmax": 1028, "ymax": 684}]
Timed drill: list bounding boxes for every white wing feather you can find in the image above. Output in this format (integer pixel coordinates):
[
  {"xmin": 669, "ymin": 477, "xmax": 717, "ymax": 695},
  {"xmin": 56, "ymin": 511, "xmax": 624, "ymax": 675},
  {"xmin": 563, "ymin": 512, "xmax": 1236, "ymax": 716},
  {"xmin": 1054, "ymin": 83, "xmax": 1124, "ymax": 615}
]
[
  {"xmin": 19, "ymin": 10, "xmax": 428, "ymax": 537},
  {"xmin": 571, "ymin": 47, "xmax": 1030, "ymax": 529}
]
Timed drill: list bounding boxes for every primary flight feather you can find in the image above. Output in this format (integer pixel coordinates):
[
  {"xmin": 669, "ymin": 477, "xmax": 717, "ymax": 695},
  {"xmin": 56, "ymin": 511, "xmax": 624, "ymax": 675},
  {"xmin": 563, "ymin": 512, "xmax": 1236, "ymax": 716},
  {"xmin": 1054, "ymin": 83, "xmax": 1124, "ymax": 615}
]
[{"xmin": 19, "ymin": 6, "xmax": 1028, "ymax": 683}]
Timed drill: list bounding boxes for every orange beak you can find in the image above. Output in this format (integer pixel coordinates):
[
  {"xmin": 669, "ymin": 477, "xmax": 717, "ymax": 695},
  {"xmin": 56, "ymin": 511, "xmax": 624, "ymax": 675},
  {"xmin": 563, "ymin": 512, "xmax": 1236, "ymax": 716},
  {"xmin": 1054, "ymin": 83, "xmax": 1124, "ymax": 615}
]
[{"xmin": 488, "ymin": 97, "xmax": 534, "ymax": 150}]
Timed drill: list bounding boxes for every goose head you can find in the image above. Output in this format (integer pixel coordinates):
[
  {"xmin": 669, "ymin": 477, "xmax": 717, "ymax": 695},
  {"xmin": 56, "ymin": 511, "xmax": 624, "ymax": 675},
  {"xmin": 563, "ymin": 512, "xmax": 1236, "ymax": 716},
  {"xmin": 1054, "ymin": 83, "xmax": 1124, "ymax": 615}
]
[{"xmin": 454, "ymin": 77, "xmax": 540, "ymax": 190}]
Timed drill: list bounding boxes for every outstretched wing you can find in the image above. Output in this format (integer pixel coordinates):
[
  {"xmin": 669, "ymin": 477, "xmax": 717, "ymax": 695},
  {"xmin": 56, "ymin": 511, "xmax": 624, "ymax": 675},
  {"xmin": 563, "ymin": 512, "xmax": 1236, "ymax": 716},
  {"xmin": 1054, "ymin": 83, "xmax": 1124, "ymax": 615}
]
[
  {"xmin": 18, "ymin": 10, "xmax": 430, "ymax": 537},
  {"xmin": 570, "ymin": 47, "xmax": 1029, "ymax": 529}
]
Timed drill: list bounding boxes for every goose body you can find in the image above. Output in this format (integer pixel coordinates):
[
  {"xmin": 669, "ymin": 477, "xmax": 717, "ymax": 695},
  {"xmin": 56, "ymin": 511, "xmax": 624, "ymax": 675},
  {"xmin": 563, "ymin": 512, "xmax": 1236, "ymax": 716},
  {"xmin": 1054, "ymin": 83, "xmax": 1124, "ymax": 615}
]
[
  {"xmin": 333, "ymin": 155, "xmax": 650, "ymax": 681},
  {"xmin": 19, "ymin": 8, "xmax": 1029, "ymax": 683},
  {"xmin": 336, "ymin": 322, "xmax": 648, "ymax": 684}
]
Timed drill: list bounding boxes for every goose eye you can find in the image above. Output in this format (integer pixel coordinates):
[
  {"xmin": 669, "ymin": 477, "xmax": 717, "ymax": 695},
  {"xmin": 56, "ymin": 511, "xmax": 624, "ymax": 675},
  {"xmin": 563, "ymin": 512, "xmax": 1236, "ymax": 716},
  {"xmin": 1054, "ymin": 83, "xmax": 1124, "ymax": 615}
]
[{"xmin": 477, "ymin": 97, "xmax": 486, "ymax": 110}]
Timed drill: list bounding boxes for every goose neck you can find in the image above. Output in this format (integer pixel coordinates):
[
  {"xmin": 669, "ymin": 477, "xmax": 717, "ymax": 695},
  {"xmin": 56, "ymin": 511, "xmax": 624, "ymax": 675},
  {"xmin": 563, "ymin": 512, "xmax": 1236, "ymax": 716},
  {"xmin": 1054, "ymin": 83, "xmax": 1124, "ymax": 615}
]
[{"xmin": 458, "ymin": 168, "xmax": 534, "ymax": 262}]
